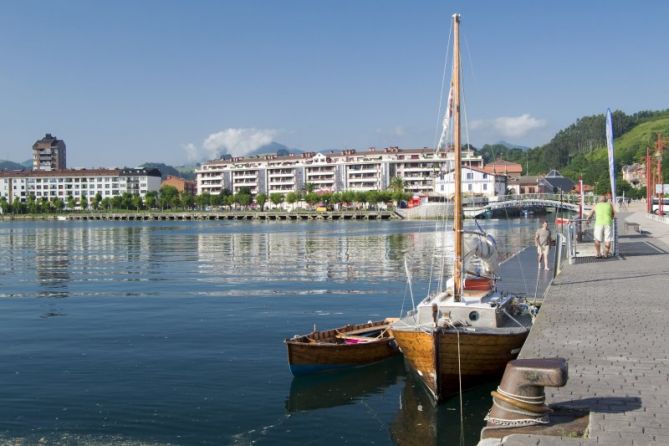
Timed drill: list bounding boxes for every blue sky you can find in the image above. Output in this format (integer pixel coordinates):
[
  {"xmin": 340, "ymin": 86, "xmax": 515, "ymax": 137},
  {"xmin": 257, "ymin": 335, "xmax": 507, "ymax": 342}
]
[{"xmin": 1, "ymin": 1, "xmax": 667, "ymax": 167}]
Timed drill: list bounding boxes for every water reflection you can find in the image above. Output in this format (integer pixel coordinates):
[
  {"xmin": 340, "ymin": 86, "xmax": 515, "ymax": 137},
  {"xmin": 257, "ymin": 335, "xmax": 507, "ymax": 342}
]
[
  {"xmin": 285, "ymin": 356, "xmax": 406, "ymax": 412},
  {"xmin": 0, "ymin": 220, "xmax": 541, "ymax": 300},
  {"xmin": 390, "ymin": 373, "xmax": 497, "ymax": 446}
]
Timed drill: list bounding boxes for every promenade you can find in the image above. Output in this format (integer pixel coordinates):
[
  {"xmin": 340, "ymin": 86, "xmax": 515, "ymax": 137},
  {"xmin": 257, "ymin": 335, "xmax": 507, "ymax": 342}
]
[{"xmin": 482, "ymin": 204, "xmax": 669, "ymax": 445}]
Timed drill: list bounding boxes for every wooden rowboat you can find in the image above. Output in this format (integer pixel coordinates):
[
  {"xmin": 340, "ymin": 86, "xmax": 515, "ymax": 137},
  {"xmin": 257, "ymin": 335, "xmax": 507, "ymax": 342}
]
[{"xmin": 285, "ymin": 318, "xmax": 400, "ymax": 376}]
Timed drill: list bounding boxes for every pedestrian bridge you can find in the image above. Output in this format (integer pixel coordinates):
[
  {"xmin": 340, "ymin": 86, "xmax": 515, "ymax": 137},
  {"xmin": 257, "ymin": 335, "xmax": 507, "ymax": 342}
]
[
  {"xmin": 466, "ymin": 193, "xmax": 595, "ymax": 217},
  {"xmin": 398, "ymin": 193, "xmax": 596, "ymax": 219}
]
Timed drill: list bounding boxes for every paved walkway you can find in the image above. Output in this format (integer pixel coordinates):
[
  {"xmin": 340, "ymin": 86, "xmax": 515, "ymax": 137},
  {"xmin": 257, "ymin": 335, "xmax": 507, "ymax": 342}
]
[{"xmin": 483, "ymin": 211, "xmax": 669, "ymax": 445}]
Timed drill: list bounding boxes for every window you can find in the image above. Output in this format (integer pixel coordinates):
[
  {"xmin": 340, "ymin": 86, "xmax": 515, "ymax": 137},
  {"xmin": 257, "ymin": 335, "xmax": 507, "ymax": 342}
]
[
  {"xmin": 466, "ymin": 173, "xmax": 473, "ymax": 180},
  {"xmin": 468, "ymin": 184, "xmax": 472, "ymax": 191},
  {"xmin": 483, "ymin": 184, "xmax": 487, "ymax": 191}
]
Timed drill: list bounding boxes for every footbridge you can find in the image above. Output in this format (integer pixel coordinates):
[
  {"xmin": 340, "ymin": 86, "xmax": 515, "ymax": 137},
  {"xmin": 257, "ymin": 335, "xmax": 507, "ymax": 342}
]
[{"xmin": 466, "ymin": 193, "xmax": 595, "ymax": 218}]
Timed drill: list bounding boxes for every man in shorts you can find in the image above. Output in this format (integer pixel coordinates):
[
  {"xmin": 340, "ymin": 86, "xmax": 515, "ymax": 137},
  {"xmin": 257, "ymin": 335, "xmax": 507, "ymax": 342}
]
[
  {"xmin": 535, "ymin": 220, "xmax": 552, "ymax": 271},
  {"xmin": 587, "ymin": 195, "xmax": 615, "ymax": 258}
]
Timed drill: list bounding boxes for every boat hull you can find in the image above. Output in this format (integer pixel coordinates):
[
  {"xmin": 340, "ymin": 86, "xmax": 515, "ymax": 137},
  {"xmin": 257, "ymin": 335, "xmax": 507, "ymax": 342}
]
[
  {"xmin": 285, "ymin": 320, "xmax": 400, "ymax": 376},
  {"xmin": 392, "ymin": 326, "xmax": 529, "ymax": 401}
]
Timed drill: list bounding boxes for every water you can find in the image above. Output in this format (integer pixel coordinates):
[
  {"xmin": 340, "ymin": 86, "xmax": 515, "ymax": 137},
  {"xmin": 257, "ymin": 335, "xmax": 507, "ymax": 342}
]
[{"xmin": 0, "ymin": 218, "xmax": 544, "ymax": 445}]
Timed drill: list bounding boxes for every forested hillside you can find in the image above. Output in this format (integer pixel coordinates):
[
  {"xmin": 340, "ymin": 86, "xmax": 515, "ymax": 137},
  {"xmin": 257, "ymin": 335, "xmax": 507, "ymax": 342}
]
[{"xmin": 477, "ymin": 109, "xmax": 669, "ymax": 195}]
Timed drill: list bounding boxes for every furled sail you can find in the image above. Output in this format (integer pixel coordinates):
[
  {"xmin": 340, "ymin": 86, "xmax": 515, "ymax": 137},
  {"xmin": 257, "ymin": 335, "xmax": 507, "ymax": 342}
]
[{"xmin": 463, "ymin": 232, "xmax": 499, "ymax": 276}]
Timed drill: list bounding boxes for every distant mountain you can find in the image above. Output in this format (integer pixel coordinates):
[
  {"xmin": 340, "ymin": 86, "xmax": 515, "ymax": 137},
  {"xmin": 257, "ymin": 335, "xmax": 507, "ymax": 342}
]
[
  {"xmin": 138, "ymin": 162, "xmax": 181, "ymax": 179},
  {"xmin": 246, "ymin": 142, "xmax": 303, "ymax": 157},
  {"xmin": 496, "ymin": 141, "xmax": 531, "ymax": 151},
  {"xmin": 0, "ymin": 160, "xmax": 29, "ymax": 171}
]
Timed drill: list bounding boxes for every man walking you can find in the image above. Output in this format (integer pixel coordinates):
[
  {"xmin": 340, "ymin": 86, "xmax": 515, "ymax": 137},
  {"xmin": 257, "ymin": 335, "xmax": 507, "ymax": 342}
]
[
  {"xmin": 535, "ymin": 220, "xmax": 552, "ymax": 271},
  {"xmin": 587, "ymin": 195, "xmax": 615, "ymax": 258}
]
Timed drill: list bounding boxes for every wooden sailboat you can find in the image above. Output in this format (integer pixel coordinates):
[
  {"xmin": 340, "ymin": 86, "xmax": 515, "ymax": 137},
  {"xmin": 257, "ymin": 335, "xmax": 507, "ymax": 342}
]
[
  {"xmin": 285, "ymin": 318, "xmax": 400, "ymax": 376},
  {"xmin": 390, "ymin": 14, "xmax": 533, "ymax": 402}
]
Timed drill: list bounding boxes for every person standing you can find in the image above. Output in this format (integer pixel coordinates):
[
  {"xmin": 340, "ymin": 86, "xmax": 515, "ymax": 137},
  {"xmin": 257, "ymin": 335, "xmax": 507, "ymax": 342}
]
[
  {"xmin": 535, "ymin": 220, "xmax": 552, "ymax": 271},
  {"xmin": 587, "ymin": 195, "xmax": 615, "ymax": 258}
]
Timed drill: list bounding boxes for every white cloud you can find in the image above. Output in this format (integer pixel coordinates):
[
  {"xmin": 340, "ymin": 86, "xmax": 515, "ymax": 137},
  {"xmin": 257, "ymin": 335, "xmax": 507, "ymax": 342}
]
[
  {"xmin": 203, "ymin": 128, "xmax": 279, "ymax": 159},
  {"xmin": 183, "ymin": 143, "xmax": 199, "ymax": 162},
  {"xmin": 493, "ymin": 114, "xmax": 546, "ymax": 138},
  {"xmin": 182, "ymin": 128, "xmax": 280, "ymax": 162}
]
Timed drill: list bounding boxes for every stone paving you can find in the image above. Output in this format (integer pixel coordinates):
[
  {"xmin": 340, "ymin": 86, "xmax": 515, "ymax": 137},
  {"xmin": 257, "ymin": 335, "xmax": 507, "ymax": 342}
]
[{"xmin": 482, "ymin": 212, "xmax": 669, "ymax": 446}]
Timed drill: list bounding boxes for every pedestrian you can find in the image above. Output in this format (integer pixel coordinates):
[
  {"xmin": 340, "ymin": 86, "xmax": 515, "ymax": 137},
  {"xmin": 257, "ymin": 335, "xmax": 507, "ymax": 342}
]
[
  {"xmin": 586, "ymin": 195, "xmax": 615, "ymax": 258},
  {"xmin": 534, "ymin": 220, "xmax": 552, "ymax": 271}
]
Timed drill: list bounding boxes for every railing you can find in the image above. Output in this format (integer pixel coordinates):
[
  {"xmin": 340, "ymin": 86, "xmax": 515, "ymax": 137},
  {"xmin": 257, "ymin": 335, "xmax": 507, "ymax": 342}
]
[
  {"xmin": 566, "ymin": 217, "xmax": 618, "ymax": 264},
  {"xmin": 491, "ymin": 193, "xmax": 599, "ymax": 206}
]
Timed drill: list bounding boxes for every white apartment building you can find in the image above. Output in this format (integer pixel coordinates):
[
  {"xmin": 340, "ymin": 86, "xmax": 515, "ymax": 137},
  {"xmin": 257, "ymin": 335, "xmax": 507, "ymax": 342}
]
[
  {"xmin": 434, "ymin": 166, "xmax": 507, "ymax": 198},
  {"xmin": 196, "ymin": 147, "xmax": 484, "ymax": 196},
  {"xmin": 0, "ymin": 168, "xmax": 162, "ymax": 204}
]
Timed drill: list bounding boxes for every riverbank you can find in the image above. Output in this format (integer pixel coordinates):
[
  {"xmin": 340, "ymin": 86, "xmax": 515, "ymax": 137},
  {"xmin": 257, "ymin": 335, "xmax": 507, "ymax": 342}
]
[
  {"xmin": 480, "ymin": 211, "xmax": 669, "ymax": 445},
  {"xmin": 0, "ymin": 209, "xmax": 402, "ymax": 222}
]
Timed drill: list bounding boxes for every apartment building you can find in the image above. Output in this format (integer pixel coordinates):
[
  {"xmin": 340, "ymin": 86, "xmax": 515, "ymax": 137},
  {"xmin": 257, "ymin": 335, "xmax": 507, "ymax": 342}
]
[
  {"xmin": 33, "ymin": 133, "xmax": 67, "ymax": 171},
  {"xmin": 434, "ymin": 165, "xmax": 507, "ymax": 198},
  {"xmin": 0, "ymin": 168, "xmax": 162, "ymax": 204},
  {"xmin": 196, "ymin": 147, "xmax": 484, "ymax": 196}
]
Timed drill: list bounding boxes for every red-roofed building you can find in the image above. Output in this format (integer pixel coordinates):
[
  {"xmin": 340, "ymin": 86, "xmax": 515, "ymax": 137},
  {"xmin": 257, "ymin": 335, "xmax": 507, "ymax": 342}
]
[
  {"xmin": 483, "ymin": 159, "xmax": 523, "ymax": 178},
  {"xmin": 161, "ymin": 176, "xmax": 196, "ymax": 195}
]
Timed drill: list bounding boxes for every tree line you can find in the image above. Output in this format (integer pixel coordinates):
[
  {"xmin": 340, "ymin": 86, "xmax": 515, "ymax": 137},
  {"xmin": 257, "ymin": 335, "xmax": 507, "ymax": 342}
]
[{"xmin": 0, "ymin": 182, "xmax": 412, "ymax": 215}]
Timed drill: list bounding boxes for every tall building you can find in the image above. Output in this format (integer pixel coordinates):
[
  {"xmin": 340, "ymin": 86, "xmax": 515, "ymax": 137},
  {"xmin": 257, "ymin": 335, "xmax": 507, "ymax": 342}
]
[
  {"xmin": 196, "ymin": 147, "xmax": 484, "ymax": 196},
  {"xmin": 33, "ymin": 133, "xmax": 66, "ymax": 171}
]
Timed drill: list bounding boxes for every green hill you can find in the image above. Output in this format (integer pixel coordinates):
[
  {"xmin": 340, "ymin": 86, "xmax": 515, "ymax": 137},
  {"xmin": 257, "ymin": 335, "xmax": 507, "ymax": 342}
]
[
  {"xmin": 561, "ymin": 112, "xmax": 669, "ymax": 194},
  {"xmin": 477, "ymin": 109, "xmax": 669, "ymax": 195}
]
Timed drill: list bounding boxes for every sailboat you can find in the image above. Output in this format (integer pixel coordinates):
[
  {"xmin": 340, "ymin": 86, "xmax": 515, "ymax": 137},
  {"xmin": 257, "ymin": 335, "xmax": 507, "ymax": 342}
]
[{"xmin": 390, "ymin": 14, "xmax": 534, "ymax": 402}]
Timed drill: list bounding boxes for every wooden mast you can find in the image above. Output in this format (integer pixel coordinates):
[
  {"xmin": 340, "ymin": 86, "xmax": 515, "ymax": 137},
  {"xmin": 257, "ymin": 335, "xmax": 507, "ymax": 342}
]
[{"xmin": 452, "ymin": 13, "xmax": 463, "ymax": 302}]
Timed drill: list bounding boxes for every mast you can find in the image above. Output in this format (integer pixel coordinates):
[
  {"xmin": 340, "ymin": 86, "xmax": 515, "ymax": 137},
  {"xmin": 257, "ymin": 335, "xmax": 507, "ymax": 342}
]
[{"xmin": 452, "ymin": 13, "xmax": 463, "ymax": 302}]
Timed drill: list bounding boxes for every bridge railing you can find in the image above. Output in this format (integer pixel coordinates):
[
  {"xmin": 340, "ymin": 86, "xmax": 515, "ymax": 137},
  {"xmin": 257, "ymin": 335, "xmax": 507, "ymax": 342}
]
[{"xmin": 490, "ymin": 193, "xmax": 598, "ymax": 206}]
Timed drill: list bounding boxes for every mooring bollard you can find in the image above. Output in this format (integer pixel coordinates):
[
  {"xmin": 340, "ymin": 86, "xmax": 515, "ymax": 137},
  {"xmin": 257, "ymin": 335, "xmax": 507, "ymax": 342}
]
[{"xmin": 485, "ymin": 358, "xmax": 568, "ymax": 429}]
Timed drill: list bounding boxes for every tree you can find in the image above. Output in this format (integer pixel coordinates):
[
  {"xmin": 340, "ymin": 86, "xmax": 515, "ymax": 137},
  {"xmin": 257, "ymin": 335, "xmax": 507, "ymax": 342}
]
[
  {"xmin": 27, "ymin": 194, "xmax": 37, "ymax": 214},
  {"xmin": 255, "ymin": 193, "xmax": 268, "ymax": 211},
  {"xmin": 304, "ymin": 183, "xmax": 315, "ymax": 193},
  {"xmin": 66, "ymin": 195, "xmax": 77, "ymax": 211},
  {"xmin": 0, "ymin": 197, "xmax": 9, "ymax": 214},
  {"xmin": 195, "ymin": 193, "xmax": 210, "ymax": 210},
  {"xmin": 160, "ymin": 185, "xmax": 179, "ymax": 210},
  {"xmin": 305, "ymin": 192, "xmax": 319, "ymax": 207},
  {"xmin": 269, "ymin": 193, "xmax": 283, "ymax": 208},
  {"xmin": 236, "ymin": 192, "xmax": 252, "ymax": 209},
  {"xmin": 145, "ymin": 191, "xmax": 157, "ymax": 209},
  {"xmin": 121, "ymin": 192, "xmax": 133, "ymax": 210},
  {"xmin": 131, "ymin": 194, "xmax": 144, "ymax": 210},
  {"xmin": 180, "ymin": 191, "xmax": 194, "ymax": 210},
  {"xmin": 286, "ymin": 192, "xmax": 298, "ymax": 211},
  {"xmin": 389, "ymin": 176, "xmax": 404, "ymax": 194},
  {"xmin": 52, "ymin": 198, "xmax": 65, "ymax": 212},
  {"xmin": 38, "ymin": 197, "xmax": 50, "ymax": 213},
  {"xmin": 111, "ymin": 195, "xmax": 123, "ymax": 210},
  {"xmin": 92, "ymin": 192, "xmax": 103, "ymax": 211},
  {"xmin": 100, "ymin": 197, "xmax": 112, "ymax": 211},
  {"xmin": 80, "ymin": 194, "xmax": 88, "ymax": 211}
]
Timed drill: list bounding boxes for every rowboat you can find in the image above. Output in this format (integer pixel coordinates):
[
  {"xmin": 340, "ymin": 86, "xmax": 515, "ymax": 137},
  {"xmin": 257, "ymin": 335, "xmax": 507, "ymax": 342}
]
[{"xmin": 285, "ymin": 318, "xmax": 400, "ymax": 376}]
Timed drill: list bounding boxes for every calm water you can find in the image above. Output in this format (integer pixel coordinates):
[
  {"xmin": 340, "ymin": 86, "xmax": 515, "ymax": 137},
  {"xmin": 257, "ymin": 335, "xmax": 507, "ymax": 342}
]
[{"xmin": 0, "ymin": 218, "xmax": 545, "ymax": 445}]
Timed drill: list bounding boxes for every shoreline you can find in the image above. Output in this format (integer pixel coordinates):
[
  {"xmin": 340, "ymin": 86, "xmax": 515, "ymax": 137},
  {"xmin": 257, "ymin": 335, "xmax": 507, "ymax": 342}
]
[{"xmin": 0, "ymin": 209, "xmax": 403, "ymax": 222}]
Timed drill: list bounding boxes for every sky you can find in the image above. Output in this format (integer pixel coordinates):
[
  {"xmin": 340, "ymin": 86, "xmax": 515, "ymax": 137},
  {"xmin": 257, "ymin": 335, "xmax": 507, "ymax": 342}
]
[{"xmin": 1, "ymin": 0, "xmax": 668, "ymax": 168}]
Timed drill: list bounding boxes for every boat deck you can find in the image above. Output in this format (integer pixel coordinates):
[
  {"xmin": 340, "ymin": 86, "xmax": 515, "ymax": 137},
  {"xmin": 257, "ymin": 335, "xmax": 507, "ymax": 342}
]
[{"xmin": 480, "ymin": 211, "xmax": 669, "ymax": 445}]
